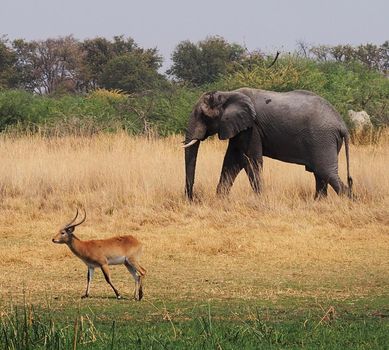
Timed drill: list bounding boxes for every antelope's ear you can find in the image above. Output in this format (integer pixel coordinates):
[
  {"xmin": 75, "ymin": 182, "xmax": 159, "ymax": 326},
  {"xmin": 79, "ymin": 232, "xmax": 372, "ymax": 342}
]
[
  {"xmin": 218, "ymin": 92, "xmax": 256, "ymax": 140},
  {"xmin": 66, "ymin": 226, "xmax": 75, "ymax": 234}
]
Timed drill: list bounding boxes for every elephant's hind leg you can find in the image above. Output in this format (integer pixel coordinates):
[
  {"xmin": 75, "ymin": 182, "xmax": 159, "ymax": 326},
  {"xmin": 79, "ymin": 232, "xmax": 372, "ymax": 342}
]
[
  {"xmin": 328, "ymin": 175, "xmax": 348, "ymax": 196},
  {"xmin": 314, "ymin": 174, "xmax": 328, "ymax": 199},
  {"xmin": 310, "ymin": 142, "xmax": 348, "ymax": 198}
]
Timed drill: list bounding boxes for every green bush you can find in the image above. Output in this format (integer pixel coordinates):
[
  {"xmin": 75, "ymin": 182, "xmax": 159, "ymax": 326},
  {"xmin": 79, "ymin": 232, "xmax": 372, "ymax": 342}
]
[
  {"xmin": 317, "ymin": 62, "xmax": 389, "ymax": 126},
  {"xmin": 0, "ymin": 90, "xmax": 47, "ymax": 130},
  {"xmin": 0, "ymin": 90, "xmax": 145, "ymax": 135},
  {"xmin": 0, "ymin": 58, "xmax": 387, "ymax": 135},
  {"xmin": 216, "ymin": 57, "xmax": 389, "ymax": 127},
  {"xmin": 150, "ymin": 86, "xmax": 202, "ymax": 135},
  {"xmin": 216, "ymin": 56, "xmax": 326, "ymax": 92}
]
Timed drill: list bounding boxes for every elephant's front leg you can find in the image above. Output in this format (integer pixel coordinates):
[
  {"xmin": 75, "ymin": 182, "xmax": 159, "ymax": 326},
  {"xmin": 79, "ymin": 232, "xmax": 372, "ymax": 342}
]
[
  {"xmin": 243, "ymin": 156, "xmax": 262, "ymax": 194},
  {"xmin": 216, "ymin": 145, "xmax": 243, "ymax": 197}
]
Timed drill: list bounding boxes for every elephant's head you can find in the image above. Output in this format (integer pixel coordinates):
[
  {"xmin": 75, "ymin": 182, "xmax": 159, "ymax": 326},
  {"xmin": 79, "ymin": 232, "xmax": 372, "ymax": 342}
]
[{"xmin": 183, "ymin": 90, "xmax": 256, "ymax": 200}]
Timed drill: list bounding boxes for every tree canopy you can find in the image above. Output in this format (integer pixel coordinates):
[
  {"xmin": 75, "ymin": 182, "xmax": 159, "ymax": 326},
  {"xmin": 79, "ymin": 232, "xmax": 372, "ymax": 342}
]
[
  {"xmin": 0, "ymin": 35, "xmax": 164, "ymax": 94},
  {"xmin": 100, "ymin": 53, "xmax": 165, "ymax": 93},
  {"xmin": 0, "ymin": 34, "xmax": 388, "ymax": 94},
  {"xmin": 167, "ymin": 36, "xmax": 245, "ymax": 85}
]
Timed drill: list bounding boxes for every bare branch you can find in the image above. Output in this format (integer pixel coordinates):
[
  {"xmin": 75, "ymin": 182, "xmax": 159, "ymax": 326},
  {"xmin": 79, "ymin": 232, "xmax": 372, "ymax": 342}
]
[{"xmin": 268, "ymin": 51, "xmax": 280, "ymax": 68}]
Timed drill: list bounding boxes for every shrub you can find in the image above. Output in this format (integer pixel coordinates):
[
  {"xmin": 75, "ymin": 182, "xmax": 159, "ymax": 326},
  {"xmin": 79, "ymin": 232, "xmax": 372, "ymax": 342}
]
[
  {"xmin": 0, "ymin": 57, "xmax": 387, "ymax": 137},
  {"xmin": 0, "ymin": 89, "xmax": 50, "ymax": 130},
  {"xmin": 216, "ymin": 56, "xmax": 389, "ymax": 128}
]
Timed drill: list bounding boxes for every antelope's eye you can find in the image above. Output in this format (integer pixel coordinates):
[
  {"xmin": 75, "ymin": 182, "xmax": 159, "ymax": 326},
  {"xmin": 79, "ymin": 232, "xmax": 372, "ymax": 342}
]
[{"xmin": 61, "ymin": 231, "xmax": 66, "ymax": 235}]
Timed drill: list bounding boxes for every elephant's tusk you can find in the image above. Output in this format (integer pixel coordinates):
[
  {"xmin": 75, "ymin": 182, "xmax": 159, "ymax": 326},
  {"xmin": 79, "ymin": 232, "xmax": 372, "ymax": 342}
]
[{"xmin": 181, "ymin": 139, "xmax": 198, "ymax": 148}]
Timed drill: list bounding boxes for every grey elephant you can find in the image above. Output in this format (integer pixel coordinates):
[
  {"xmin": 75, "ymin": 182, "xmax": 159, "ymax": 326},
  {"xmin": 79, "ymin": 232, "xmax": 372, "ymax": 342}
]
[{"xmin": 183, "ymin": 88, "xmax": 353, "ymax": 200}]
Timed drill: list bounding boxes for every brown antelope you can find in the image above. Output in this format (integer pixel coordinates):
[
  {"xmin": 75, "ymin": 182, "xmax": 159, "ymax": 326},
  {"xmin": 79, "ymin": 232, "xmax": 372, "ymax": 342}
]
[{"xmin": 52, "ymin": 209, "xmax": 146, "ymax": 301}]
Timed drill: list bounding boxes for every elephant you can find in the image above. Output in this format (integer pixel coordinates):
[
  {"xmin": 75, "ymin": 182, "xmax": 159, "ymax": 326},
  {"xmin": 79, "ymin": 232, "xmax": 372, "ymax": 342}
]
[{"xmin": 183, "ymin": 88, "xmax": 353, "ymax": 200}]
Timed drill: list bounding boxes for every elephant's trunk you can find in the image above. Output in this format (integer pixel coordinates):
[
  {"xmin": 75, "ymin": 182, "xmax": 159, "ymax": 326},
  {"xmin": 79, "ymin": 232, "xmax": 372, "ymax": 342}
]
[
  {"xmin": 183, "ymin": 101, "xmax": 209, "ymax": 200},
  {"xmin": 184, "ymin": 140, "xmax": 200, "ymax": 200}
]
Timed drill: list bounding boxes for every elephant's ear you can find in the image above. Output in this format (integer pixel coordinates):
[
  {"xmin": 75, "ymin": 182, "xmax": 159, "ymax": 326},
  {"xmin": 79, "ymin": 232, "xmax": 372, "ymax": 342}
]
[{"xmin": 218, "ymin": 93, "xmax": 256, "ymax": 140}]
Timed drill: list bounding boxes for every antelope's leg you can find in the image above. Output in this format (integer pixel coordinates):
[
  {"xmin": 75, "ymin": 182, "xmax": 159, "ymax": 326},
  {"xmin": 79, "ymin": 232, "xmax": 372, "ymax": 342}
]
[
  {"xmin": 101, "ymin": 264, "xmax": 121, "ymax": 299},
  {"xmin": 82, "ymin": 266, "xmax": 94, "ymax": 299},
  {"xmin": 124, "ymin": 259, "xmax": 142, "ymax": 301}
]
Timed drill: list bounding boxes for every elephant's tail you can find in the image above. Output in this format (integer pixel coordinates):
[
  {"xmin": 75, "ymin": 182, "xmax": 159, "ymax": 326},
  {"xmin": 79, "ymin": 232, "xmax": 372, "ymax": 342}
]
[{"xmin": 344, "ymin": 133, "xmax": 353, "ymax": 198}]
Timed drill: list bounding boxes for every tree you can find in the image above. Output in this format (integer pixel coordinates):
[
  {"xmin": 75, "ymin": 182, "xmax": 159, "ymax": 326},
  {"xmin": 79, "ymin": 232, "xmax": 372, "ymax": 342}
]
[
  {"xmin": 310, "ymin": 45, "xmax": 331, "ymax": 62},
  {"xmin": 380, "ymin": 41, "xmax": 389, "ymax": 73},
  {"xmin": 81, "ymin": 35, "xmax": 163, "ymax": 91},
  {"xmin": 168, "ymin": 36, "xmax": 245, "ymax": 85},
  {"xmin": 296, "ymin": 40, "xmax": 310, "ymax": 58},
  {"xmin": 329, "ymin": 44, "xmax": 355, "ymax": 63},
  {"xmin": 13, "ymin": 36, "xmax": 84, "ymax": 94},
  {"xmin": 81, "ymin": 37, "xmax": 113, "ymax": 90},
  {"xmin": 100, "ymin": 53, "xmax": 165, "ymax": 93},
  {"xmin": 0, "ymin": 37, "xmax": 17, "ymax": 88},
  {"xmin": 111, "ymin": 35, "xmax": 137, "ymax": 55},
  {"xmin": 355, "ymin": 43, "xmax": 384, "ymax": 71},
  {"xmin": 167, "ymin": 41, "xmax": 202, "ymax": 84},
  {"xmin": 308, "ymin": 42, "xmax": 389, "ymax": 73}
]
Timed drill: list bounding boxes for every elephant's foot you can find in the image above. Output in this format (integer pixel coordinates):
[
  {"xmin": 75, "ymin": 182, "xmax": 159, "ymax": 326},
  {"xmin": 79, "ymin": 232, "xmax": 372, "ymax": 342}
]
[
  {"xmin": 216, "ymin": 184, "xmax": 232, "ymax": 197},
  {"xmin": 314, "ymin": 191, "xmax": 328, "ymax": 200}
]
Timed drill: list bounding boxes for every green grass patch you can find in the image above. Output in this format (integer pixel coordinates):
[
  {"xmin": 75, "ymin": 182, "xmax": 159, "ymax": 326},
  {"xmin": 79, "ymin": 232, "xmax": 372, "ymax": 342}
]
[{"xmin": 1, "ymin": 296, "xmax": 388, "ymax": 349}]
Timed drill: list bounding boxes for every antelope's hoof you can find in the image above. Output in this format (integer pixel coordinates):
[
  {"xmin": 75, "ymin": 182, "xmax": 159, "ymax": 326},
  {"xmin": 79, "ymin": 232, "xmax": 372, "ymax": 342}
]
[
  {"xmin": 81, "ymin": 294, "xmax": 89, "ymax": 299},
  {"xmin": 116, "ymin": 295, "xmax": 122, "ymax": 300},
  {"xmin": 134, "ymin": 292, "xmax": 143, "ymax": 301}
]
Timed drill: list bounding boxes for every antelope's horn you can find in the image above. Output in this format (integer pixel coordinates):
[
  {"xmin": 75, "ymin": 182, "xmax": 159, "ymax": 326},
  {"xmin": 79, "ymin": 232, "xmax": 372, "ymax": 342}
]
[
  {"xmin": 65, "ymin": 209, "xmax": 79, "ymax": 228},
  {"xmin": 71, "ymin": 209, "xmax": 87, "ymax": 228}
]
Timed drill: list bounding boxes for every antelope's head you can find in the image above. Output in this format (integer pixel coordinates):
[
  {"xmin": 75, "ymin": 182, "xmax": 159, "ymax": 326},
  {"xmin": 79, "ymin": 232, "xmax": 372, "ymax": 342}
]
[{"xmin": 52, "ymin": 209, "xmax": 86, "ymax": 244}]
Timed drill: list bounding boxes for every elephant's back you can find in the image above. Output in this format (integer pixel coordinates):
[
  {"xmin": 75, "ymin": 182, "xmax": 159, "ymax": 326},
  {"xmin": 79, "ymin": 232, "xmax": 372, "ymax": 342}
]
[
  {"xmin": 245, "ymin": 88, "xmax": 345, "ymax": 130},
  {"xmin": 244, "ymin": 88, "xmax": 347, "ymax": 166}
]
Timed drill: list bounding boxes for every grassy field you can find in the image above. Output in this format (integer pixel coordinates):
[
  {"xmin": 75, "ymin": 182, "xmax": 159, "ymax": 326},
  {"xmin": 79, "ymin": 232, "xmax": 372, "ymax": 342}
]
[{"xmin": 0, "ymin": 133, "xmax": 388, "ymax": 348}]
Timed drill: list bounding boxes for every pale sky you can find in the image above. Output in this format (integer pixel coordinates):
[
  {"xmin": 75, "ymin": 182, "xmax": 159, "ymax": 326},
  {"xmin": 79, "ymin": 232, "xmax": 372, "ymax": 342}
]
[{"xmin": 1, "ymin": 0, "xmax": 388, "ymax": 71}]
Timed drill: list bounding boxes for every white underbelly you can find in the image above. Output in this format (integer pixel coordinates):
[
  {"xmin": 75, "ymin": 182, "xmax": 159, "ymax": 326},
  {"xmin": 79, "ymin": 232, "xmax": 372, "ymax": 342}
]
[{"xmin": 107, "ymin": 256, "xmax": 126, "ymax": 265}]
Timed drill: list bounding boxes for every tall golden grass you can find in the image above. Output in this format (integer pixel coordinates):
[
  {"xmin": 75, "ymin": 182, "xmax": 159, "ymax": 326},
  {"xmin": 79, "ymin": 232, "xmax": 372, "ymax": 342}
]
[{"xmin": 0, "ymin": 132, "xmax": 388, "ymax": 303}]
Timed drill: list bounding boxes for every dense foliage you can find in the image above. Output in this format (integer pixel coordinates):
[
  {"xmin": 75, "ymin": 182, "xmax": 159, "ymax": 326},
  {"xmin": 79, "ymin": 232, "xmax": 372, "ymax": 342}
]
[
  {"xmin": 0, "ymin": 35, "xmax": 388, "ymax": 135},
  {"xmin": 217, "ymin": 57, "xmax": 389, "ymax": 127},
  {"xmin": 167, "ymin": 36, "xmax": 245, "ymax": 85},
  {"xmin": 1, "ymin": 35, "xmax": 164, "ymax": 94}
]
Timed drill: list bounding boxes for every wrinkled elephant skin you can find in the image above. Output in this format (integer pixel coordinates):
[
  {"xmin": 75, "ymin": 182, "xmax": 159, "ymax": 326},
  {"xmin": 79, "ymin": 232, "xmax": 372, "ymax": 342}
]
[{"xmin": 183, "ymin": 88, "xmax": 353, "ymax": 200}]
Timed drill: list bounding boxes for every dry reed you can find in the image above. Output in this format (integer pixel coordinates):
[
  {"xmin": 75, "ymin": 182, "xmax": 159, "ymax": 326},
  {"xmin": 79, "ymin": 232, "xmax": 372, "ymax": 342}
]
[{"xmin": 0, "ymin": 132, "xmax": 388, "ymax": 304}]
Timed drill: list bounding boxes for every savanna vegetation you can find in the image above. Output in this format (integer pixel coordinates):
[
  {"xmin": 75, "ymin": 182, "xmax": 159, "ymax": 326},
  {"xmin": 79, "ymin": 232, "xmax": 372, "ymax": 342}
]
[
  {"xmin": 0, "ymin": 35, "xmax": 388, "ymax": 136},
  {"xmin": 0, "ymin": 134, "xmax": 388, "ymax": 348},
  {"xmin": 0, "ymin": 35, "xmax": 388, "ymax": 348}
]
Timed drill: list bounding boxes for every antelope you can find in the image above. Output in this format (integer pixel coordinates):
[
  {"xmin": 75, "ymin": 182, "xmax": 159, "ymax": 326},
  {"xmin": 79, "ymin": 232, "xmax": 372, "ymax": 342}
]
[{"xmin": 52, "ymin": 209, "xmax": 146, "ymax": 301}]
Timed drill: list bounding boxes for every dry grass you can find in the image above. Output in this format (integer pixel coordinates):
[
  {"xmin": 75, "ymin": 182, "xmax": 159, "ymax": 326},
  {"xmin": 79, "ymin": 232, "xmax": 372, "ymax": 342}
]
[{"xmin": 0, "ymin": 132, "xmax": 388, "ymax": 305}]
